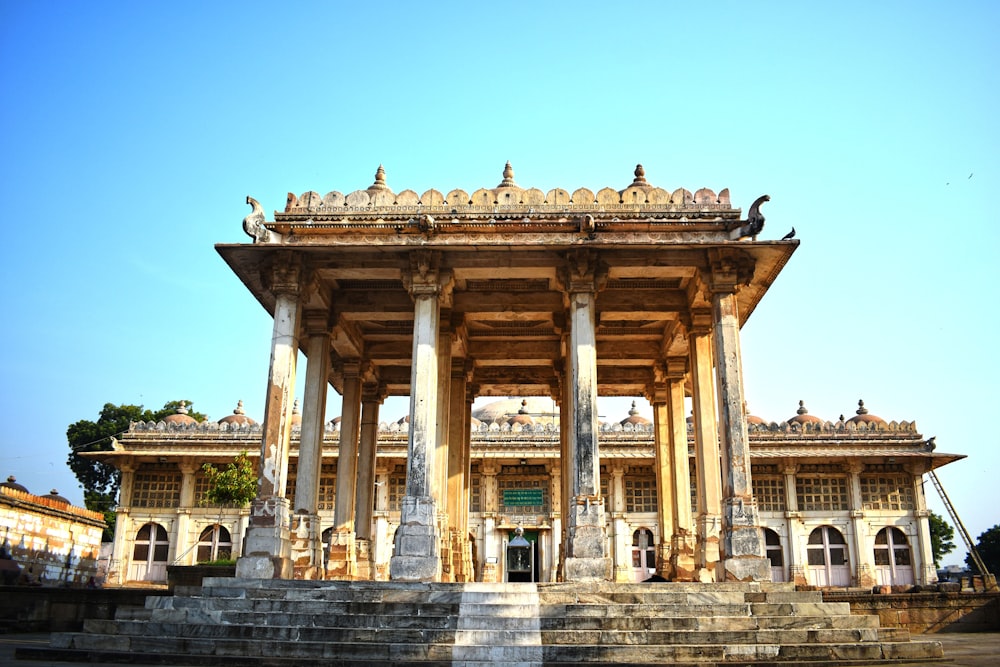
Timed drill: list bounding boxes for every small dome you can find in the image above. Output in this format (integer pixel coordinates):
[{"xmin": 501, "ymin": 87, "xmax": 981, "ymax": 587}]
[
  {"xmin": 745, "ymin": 403, "xmax": 765, "ymax": 425},
  {"xmin": 620, "ymin": 401, "xmax": 651, "ymax": 427},
  {"xmin": 847, "ymin": 399, "xmax": 886, "ymax": 426},
  {"xmin": 218, "ymin": 400, "xmax": 256, "ymax": 426},
  {"xmin": 787, "ymin": 400, "xmax": 822, "ymax": 425},
  {"xmin": 473, "ymin": 397, "xmax": 558, "ymax": 425},
  {"xmin": 469, "ymin": 416, "xmax": 482, "ymax": 430},
  {"xmin": 163, "ymin": 401, "xmax": 197, "ymax": 426},
  {"xmin": 506, "ymin": 400, "xmax": 535, "ymax": 426},
  {"xmin": 47, "ymin": 489, "xmax": 70, "ymax": 505},
  {"xmin": 1, "ymin": 475, "xmax": 28, "ymax": 493}
]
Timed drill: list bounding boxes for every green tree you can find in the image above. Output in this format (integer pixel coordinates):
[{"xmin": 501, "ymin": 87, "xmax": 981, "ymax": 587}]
[
  {"xmin": 201, "ymin": 452, "xmax": 257, "ymax": 507},
  {"xmin": 928, "ymin": 510, "xmax": 956, "ymax": 567},
  {"xmin": 965, "ymin": 524, "xmax": 1000, "ymax": 575},
  {"xmin": 67, "ymin": 400, "xmax": 206, "ymax": 541}
]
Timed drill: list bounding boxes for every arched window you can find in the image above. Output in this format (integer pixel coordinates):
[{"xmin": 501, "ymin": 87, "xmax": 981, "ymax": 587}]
[
  {"xmin": 130, "ymin": 522, "xmax": 169, "ymax": 582},
  {"xmin": 196, "ymin": 525, "xmax": 233, "ymax": 563},
  {"xmin": 874, "ymin": 527, "xmax": 913, "ymax": 586},
  {"xmin": 806, "ymin": 525, "xmax": 850, "ymax": 587},
  {"xmin": 763, "ymin": 528, "xmax": 785, "ymax": 582},
  {"xmin": 631, "ymin": 528, "xmax": 656, "ymax": 581}
]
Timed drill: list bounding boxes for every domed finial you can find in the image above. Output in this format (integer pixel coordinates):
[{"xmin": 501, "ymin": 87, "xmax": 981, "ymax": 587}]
[
  {"xmin": 839, "ymin": 414, "xmax": 845, "ymax": 422},
  {"xmin": 177, "ymin": 401, "xmax": 189, "ymax": 415},
  {"xmin": 856, "ymin": 399, "xmax": 868, "ymax": 416},
  {"xmin": 233, "ymin": 400, "xmax": 245, "ymax": 416},
  {"xmin": 292, "ymin": 399, "xmax": 301, "ymax": 415},
  {"xmin": 796, "ymin": 400, "xmax": 808, "ymax": 415},
  {"xmin": 497, "ymin": 161, "xmax": 518, "ymax": 188},
  {"xmin": 629, "ymin": 400, "xmax": 639, "ymax": 416},
  {"xmin": 634, "ymin": 164, "xmax": 646, "ymax": 183},
  {"xmin": 7, "ymin": 476, "xmax": 15, "ymax": 483},
  {"xmin": 519, "ymin": 399, "xmax": 529, "ymax": 414},
  {"xmin": 369, "ymin": 164, "xmax": 389, "ymax": 190}
]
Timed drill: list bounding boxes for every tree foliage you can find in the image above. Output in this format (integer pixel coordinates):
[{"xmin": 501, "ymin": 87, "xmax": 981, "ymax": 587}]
[
  {"xmin": 966, "ymin": 524, "xmax": 1000, "ymax": 576},
  {"xmin": 67, "ymin": 400, "xmax": 207, "ymax": 540},
  {"xmin": 928, "ymin": 510, "xmax": 956, "ymax": 567},
  {"xmin": 201, "ymin": 452, "xmax": 257, "ymax": 507}
]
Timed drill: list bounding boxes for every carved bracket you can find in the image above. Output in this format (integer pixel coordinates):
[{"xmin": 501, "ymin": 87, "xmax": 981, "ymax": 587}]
[{"xmin": 706, "ymin": 248, "xmax": 755, "ymax": 294}]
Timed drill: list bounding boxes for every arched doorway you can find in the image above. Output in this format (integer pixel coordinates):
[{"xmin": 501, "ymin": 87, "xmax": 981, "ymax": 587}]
[
  {"xmin": 631, "ymin": 528, "xmax": 656, "ymax": 581},
  {"xmin": 806, "ymin": 525, "xmax": 850, "ymax": 587},
  {"xmin": 763, "ymin": 528, "xmax": 785, "ymax": 582},
  {"xmin": 196, "ymin": 525, "xmax": 232, "ymax": 563},
  {"xmin": 129, "ymin": 522, "xmax": 169, "ymax": 582},
  {"xmin": 874, "ymin": 527, "xmax": 913, "ymax": 586}
]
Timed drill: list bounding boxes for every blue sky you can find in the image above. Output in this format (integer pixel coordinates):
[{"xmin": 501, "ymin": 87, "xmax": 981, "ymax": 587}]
[{"xmin": 1, "ymin": 2, "xmax": 997, "ymax": 564}]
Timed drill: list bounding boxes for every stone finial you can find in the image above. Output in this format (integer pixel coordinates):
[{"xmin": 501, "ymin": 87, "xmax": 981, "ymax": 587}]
[
  {"xmin": 856, "ymin": 399, "xmax": 868, "ymax": 416},
  {"xmin": 233, "ymin": 400, "xmax": 246, "ymax": 416},
  {"xmin": 177, "ymin": 401, "xmax": 189, "ymax": 415},
  {"xmin": 629, "ymin": 401, "xmax": 639, "ymax": 416},
  {"xmin": 369, "ymin": 164, "xmax": 390, "ymax": 191},
  {"xmin": 631, "ymin": 164, "xmax": 648, "ymax": 186},
  {"xmin": 292, "ymin": 399, "xmax": 301, "ymax": 415},
  {"xmin": 7, "ymin": 476, "xmax": 15, "ymax": 483},
  {"xmin": 497, "ymin": 161, "xmax": 518, "ymax": 188},
  {"xmin": 519, "ymin": 399, "xmax": 529, "ymax": 414},
  {"xmin": 796, "ymin": 400, "xmax": 808, "ymax": 415}
]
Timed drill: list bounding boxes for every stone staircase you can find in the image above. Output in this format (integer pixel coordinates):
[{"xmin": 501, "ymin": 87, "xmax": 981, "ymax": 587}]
[{"xmin": 17, "ymin": 578, "xmax": 945, "ymax": 665}]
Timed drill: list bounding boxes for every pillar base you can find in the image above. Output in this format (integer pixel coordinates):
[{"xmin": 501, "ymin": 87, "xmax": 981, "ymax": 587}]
[
  {"xmin": 671, "ymin": 531, "xmax": 697, "ymax": 582},
  {"xmin": 389, "ymin": 495, "xmax": 441, "ymax": 582},
  {"xmin": 723, "ymin": 556, "xmax": 773, "ymax": 582},
  {"xmin": 354, "ymin": 538, "xmax": 372, "ymax": 581},
  {"xmin": 449, "ymin": 531, "xmax": 474, "ymax": 583},
  {"xmin": 235, "ymin": 497, "xmax": 292, "ymax": 579},
  {"xmin": 564, "ymin": 557, "xmax": 612, "ymax": 582},
  {"xmin": 564, "ymin": 498, "xmax": 610, "ymax": 582},
  {"xmin": 325, "ymin": 530, "xmax": 358, "ymax": 580},
  {"xmin": 290, "ymin": 513, "xmax": 324, "ymax": 580}
]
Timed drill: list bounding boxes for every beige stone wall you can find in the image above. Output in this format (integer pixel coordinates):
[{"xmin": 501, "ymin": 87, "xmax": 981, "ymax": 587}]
[{"xmin": 0, "ymin": 487, "xmax": 105, "ymax": 587}]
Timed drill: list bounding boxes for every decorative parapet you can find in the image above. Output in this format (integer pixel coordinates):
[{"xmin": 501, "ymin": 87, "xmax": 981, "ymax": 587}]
[
  {"xmin": 0, "ymin": 486, "xmax": 105, "ymax": 525},
  {"xmin": 748, "ymin": 420, "xmax": 919, "ymax": 434}
]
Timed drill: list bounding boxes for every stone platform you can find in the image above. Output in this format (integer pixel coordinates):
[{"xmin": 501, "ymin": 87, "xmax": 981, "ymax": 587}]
[{"xmin": 16, "ymin": 579, "xmax": 945, "ymax": 666}]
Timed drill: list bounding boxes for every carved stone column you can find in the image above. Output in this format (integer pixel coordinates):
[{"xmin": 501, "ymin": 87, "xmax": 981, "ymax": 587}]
[
  {"xmin": 649, "ymin": 380, "xmax": 675, "ymax": 580},
  {"xmin": 690, "ymin": 311, "xmax": 722, "ymax": 582},
  {"xmin": 847, "ymin": 461, "xmax": 875, "ymax": 588},
  {"xmin": 108, "ymin": 462, "xmax": 135, "ymax": 585},
  {"xmin": 174, "ymin": 460, "xmax": 198, "ymax": 566},
  {"xmin": 667, "ymin": 359, "xmax": 696, "ymax": 581},
  {"xmin": 435, "ymin": 325, "xmax": 453, "ymax": 581},
  {"xmin": 480, "ymin": 461, "xmax": 500, "ymax": 583},
  {"xmin": 390, "ymin": 251, "xmax": 449, "ymax": 581},
  {"xmin": 911, "ymin": 463, "xmax": 936, "ymax": 585},
  {"xmin": 560, "ymin": 250, "xmax": 610, "ymax": 581},
  {"xmin": 447, "ymin": 359, "xmax": 472, "ymax": 582},
  {"xmin": 783, "ymin": 463, "xmax": 806, "ymax": 585},
  {"xmin": 291, "ymin": 310, "xmax": 330, "ymax": 580},
  {"xmin": 706, "ymin": 249, "xmax": 770, "ymax": 582},
  {"xmin": 328, "ymin": 360, "xmax": 362, "ymax": 579},
  {"xmin": 609, "ymin": 464, "xmax": 631, "ymax": 582},
  {"xmin": 353, "ymin": 380, "xmax": 384, "ymax": 581},
  {"xmin": 548, "ymin": 462, "xmax": 562, "ymax": 583},
  {"xmin": 237, "ymin": 254, "xmax": 302, "ymax": 580}
]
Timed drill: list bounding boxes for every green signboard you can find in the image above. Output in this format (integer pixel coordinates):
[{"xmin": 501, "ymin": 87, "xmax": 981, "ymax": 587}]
[{"xmin": 503, "ymin": 488, "xmax": 543, "ymax": 506}]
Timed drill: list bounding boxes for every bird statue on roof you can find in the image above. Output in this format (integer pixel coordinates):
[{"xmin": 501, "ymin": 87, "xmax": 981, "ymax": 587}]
[{"xmin": 729, "ymin": 194, "xmax": 770, "ymax": 241}]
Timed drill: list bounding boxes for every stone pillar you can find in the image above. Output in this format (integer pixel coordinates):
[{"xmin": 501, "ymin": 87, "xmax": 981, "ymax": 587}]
[
  {"xmin": 108, "ymin": 462, "xmax": 135, "ymax": 585},
  {"xmin": 783, "ymin": 464, "xmax": 806, "ymax": 585},
  {"xmin": 372, "ymin": 469, "xmax": 391, "ymax": 580},
  {"xmin": 707, "ymin": 249, "xmax": 770, "ymax": 582},
  {"xmin": 667, "ymin": 360, "xmax": 696, "ymax": 581},
  {"xmin": 174, "ymin": 461, "xmax": 198, "ymax": 565},
  {"xmin": 561, "ymin": 250, "xmax": 610, "ymax": 582},
  {"xmin": 390, "ymin": 251, "xmax": 448, "ymax": 581},
  {"xmin": 447, "ymin": 360, "xmax": 472, "ymax": 582},
  {"xmin": 328, "ymin": 361, "xmax": 362, "ymax": 579},
  {"xmin": 237, "ymin": 255, "xmax": 302, "ymax": 580},
  {"xmin": 353, "ymin": 381, "xmax": 383, "ymax": 581},
  {"xmin": 480, "ymin": 461, "xmax": 500, "ymax": 583},
  {"xmin": 548, "ymin": 463, "xmax": 562, "ymax": 583},
  {"xmin": 690, "ymin": 313, "xmax": 723, "ymax": 582},
  {"xmin": 291, "ymin": 311, "xmax": 330, "ymax": 579},
  {"xmin": 609, "ymin": 464, "xmax": 631, "ymax": 582},
  {"xmin": 435, "ymin": 326, "xmax": 453, "ymax": 581},
  {"xmin": 847, "ymin": 462, "xmax": 875, "ymax": 588},
  {"xmin": 649, "ymin": 381, "xmax": 674, "ymax": 579},
  {"xmin": 912, "ymin": 464, "xmax": 936, "ymax": 585}
]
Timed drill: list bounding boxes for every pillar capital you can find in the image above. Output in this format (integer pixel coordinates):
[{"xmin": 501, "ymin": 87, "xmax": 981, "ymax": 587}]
[
  {"xmin": 263, "ymin": 252, "xmax": 304, "ymax": 297},
  {"xmin": 558, "ymin": 248, "xmax": 607, "ymax": 295},
  {"xmin": 705, "ymin": 248, "xmax": 755, "ymax": 294},
  {"xmin": 301, "ymin": 308, "xmax": 332, "ymax": 336},
  {"xmin": 664, "ymin": 356, "xmax": 688, "ymax": 381},
  {"xmin": 688, "ymin": 307, "xmax": 714, "ymax": 336},
  {"xmin": 403, "ymin": 250, "xmax": 454, "ymax": 301}
]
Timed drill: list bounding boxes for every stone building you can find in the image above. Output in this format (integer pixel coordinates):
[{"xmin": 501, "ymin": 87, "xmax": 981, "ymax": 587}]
[
  {"xmin": 0, "ymin": 477, "xmax": 106, "ymax": 586},
  {"xmin": 89, "ymin": 396, "xmax": 959, "ymax": 590},
  {"xmin": 85, "ymin": 163, "xmax": 963, "ymax": 587}
]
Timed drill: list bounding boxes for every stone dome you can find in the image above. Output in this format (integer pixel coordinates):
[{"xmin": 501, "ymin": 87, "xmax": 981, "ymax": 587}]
[
  {"xmin": 473, "ymin": 397, "xmax": 558, "ymax": 425},
  {"xmin": 163, "ymin": 401, "xmax": 198, "ymax": 426},
  {"xmin": 847, "ymin": 399, "xmax": 886, "ymax": 426},
  {"xmin": 746, "ymin": 413, "xmax": 766, "ymax": 426},
  {"xmin": 1, "ymin": 475, "xmax": 28, "ymax": 493},
  {"xmin": 620, "ymin": 401, "xmax": 651, "ymax": 427},
  {"xmin": 218, "ymin": 400, "xmax": 256, "ymax": 426},
  {"xmin": 506, "ymin": 400, "xmax": 535, "ymax": 427},
  {"xmin": 787, "ymin": 400, "xmax": 822, "ymax": 425},
  {"xmin": 46, "ymin": 489, "xmax": 70, "ymax": 505}
]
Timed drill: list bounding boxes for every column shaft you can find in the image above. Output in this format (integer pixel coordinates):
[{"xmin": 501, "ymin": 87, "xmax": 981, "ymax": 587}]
[
  {"xmin": 690, "ymin": 327, "xmax": 722, "ymax": 581},
  {"xmin": 651, "ymin": 395, "xmax": 674, "ymax": 579},
  {"xmin": 668, "ymin": 372, "xmax": 696, "ymax": 580}
]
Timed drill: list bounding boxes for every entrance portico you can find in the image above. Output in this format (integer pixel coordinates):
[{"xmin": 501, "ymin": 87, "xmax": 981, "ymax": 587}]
[{"xmin": 219, "ymin": 163, "xmax": 797, "ymax": 582}]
